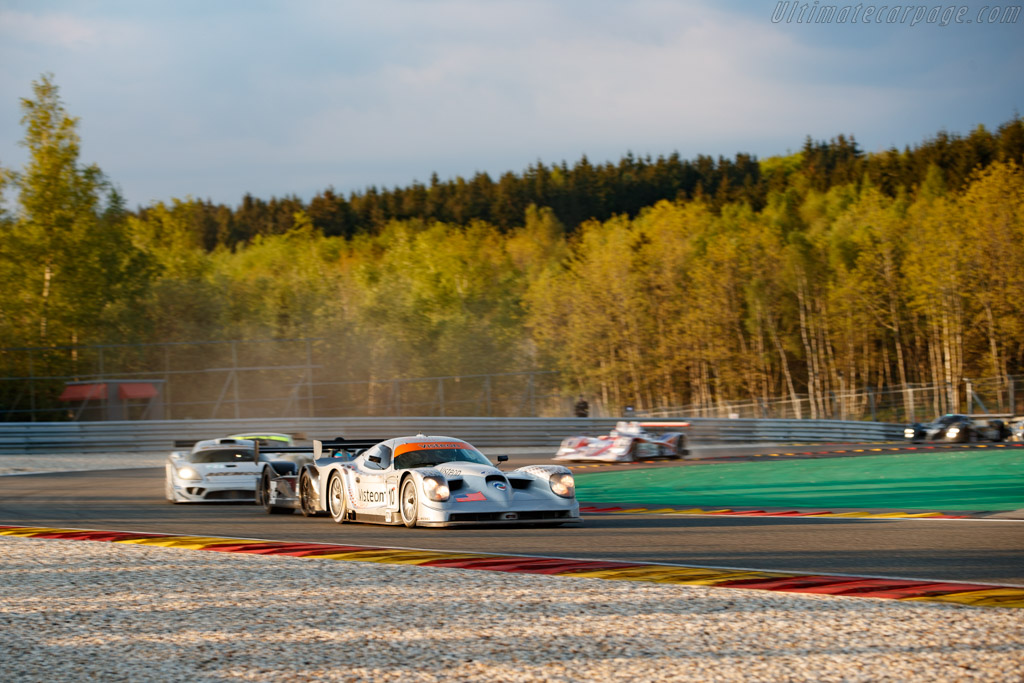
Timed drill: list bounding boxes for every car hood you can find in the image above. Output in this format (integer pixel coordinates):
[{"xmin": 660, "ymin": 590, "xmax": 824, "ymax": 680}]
[
  {"xmin": 432, "ymin": 461, "xmax": 505, "ymax": 480},
  {"xmin": 189, "ymin": 462, "xmax": 262, "ymax": 474}
]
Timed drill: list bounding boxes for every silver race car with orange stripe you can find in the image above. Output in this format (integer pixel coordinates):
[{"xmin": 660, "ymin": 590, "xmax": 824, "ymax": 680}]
[{"xmin": 295, "ymin": 435, "xmax": 581, "ymax": 527}]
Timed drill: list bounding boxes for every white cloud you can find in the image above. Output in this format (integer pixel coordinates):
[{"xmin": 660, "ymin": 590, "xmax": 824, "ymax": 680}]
[
  {"xmin": 0, "ymin": 9, "xmax": 101, "ymax": 49},
  {"xmin": 0, "ymin": 0, "xmax": 1019, "ymax": 205}
]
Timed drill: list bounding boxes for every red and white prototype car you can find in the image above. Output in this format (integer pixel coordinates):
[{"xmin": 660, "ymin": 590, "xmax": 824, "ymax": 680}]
[{"xmin": 553, "ymin": 421, "xmax": 689, "ymax": 463}]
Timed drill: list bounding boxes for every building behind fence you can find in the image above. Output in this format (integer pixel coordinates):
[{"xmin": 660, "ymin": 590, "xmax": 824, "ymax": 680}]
[{"xmin": 1, "ymin": 338, "xmax": 1021, "ymax": 422}]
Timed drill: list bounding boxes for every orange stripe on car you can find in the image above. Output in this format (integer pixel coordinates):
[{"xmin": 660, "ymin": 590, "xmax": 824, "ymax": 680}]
[{"xmin": 394, "ymin": 441, "xmax": 470, "ymax": 456}]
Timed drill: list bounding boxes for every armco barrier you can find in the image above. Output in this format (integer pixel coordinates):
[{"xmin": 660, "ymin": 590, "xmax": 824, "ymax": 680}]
[{"xmin": 0, "ymin": 417, "xmax": 904, "ymax": 454}]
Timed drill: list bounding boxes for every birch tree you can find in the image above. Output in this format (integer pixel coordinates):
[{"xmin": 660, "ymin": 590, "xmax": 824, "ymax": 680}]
[{"xmin": 2, "ymin": 74, "xmax": 143, "ymax": 352}]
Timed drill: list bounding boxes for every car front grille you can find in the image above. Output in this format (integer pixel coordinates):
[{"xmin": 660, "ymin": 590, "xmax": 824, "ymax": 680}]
[{"xmin": 448, "ymin": 510, "xmax": 571, "ymax": 522}]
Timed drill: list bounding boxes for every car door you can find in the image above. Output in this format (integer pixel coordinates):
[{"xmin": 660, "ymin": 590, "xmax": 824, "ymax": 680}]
[{"xmin": 351, "ymin": 444, "xmax": 392, "ymax": 513}]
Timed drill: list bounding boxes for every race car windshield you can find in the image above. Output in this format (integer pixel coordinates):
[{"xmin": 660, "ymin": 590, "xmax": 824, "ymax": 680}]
[
  {"xmin": 394, "ymin": 448, "xmax": 492, "ymax": 470},
  {"xmin": 935, "ymin": 415, "xmax": 965, "ymax": 426},
  {"xmin": 189, "ymin": 448, "xmax": 254, "ymax": 463}
]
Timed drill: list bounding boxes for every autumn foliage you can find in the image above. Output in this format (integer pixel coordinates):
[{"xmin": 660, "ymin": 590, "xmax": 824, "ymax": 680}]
[{"xmin": 2, "ymin": 75, "xmax": 1023, "ymax": 417}]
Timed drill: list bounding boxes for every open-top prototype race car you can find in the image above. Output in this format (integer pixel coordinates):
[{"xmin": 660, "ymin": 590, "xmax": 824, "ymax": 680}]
[
  {"xmin": 1010, "ymin": 418, "xmax": 1024, "ymax": 442},
  {"xmin": 255, "ymin": 437, "xmax": 380, "ymax": 514},
  {"xmin": 904, "ymin": 414, "xmax": 1010, "ymax": 443},
  {"xmin": 257, "ymin": 434, "xmax": 581, "ymax": 527},
  {"xmin": 553, "ymin": 421, "xmax": 689, "ymax": 463}
]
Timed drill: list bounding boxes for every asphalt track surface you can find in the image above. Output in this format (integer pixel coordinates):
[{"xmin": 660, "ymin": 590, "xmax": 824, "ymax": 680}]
[{"xmin": 2, "ymin": 443, "xmax": 1022, "ymax": 587}]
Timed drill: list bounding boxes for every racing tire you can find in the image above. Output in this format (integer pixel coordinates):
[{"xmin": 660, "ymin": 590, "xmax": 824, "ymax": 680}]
[
  {"xmin": 299, "ymin": 471, "xmax": 320, "ymax": 517},
  {"xmin": 327, "ymin": 472, "xmax": 348, "ymax": 524},
  {"xmin": 665, "ymin": 437, "xmax": 683, "ymax": 460},
  {"xmin": 400, "ymin": 478, "xmax": 419, "ymax": 528},
  {"xmin": 991, "ymin": 421, "xmax": 1008, "ymax": 443},
  {"xmin": 260, "ymin": 471, "xmax": 292, "ymax": 515}
]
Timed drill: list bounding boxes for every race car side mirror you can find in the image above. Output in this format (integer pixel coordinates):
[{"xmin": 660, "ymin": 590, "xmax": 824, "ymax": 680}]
[{"xmin": 496, "ymin": 454, "xmax": 508, "ymax": 469}]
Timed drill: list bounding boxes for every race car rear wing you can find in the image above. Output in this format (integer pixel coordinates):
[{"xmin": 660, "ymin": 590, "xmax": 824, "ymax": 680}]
[
  {"xmin": 312, "ymin": 438, "xmax": 383, "ymax": 459},
  {"xmin": 252, "ymin": 437, "xmax": 384, "ymax": 462}
]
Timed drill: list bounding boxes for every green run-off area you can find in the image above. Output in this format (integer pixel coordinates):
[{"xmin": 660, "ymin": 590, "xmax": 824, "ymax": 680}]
[{"xmin": 574, "ymin": 451, "xmax": 1024, "ymax": 512}]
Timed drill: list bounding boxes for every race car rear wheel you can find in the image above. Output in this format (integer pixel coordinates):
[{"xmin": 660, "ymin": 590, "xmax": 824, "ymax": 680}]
[
  {"xmin": 400, "ymin": 478, "xmax": 419, "ymax": 528},
  {"xmin": 328, "ymin": 473, "xmax": 348, "ymax": 524},
  {"xmin": 261, "ymin": 471, "xmax": 291, "ymax": 515},
  {"xmin": 299, "ymin": 471, "xmax": 320, "ymax": 517}
]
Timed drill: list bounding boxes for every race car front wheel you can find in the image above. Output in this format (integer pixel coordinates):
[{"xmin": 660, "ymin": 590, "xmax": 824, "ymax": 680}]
[
  {"xmin": 328, "ymin": 473, "xmax": 348, "ymax": 524},
  {"xmin": 400, "ymin": 478, "xmax": 419, "ymax": 528}
]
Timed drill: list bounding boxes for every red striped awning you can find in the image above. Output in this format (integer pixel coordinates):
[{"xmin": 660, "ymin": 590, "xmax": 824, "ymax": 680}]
[
  {"xmin": 59, "ymin": 383, "xmax": 108, "ymax": 401},
  {"xmin": 118, "ymin": 383, "xmax": 158, "ymax": 400}
]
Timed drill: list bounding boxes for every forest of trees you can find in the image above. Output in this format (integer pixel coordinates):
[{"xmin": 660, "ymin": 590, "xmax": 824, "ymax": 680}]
[{"xmin": 2, "ymin": 74, "xmax": 1023, "ymax": 418}]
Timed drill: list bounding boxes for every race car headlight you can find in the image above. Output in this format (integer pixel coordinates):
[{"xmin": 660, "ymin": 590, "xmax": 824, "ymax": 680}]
[
  {"xmin": 946, "ymin": 427, "xmax": 960, "ymax": 438},
  {"xmin": 549, "ymin": 472, "xmax": 575, "ymax": 498},
  {"xmin": 177, "ymin": 466, "xmax": 201, "ymax": 481},
  {"xmin": 904, "ymin": 428, "xmax": 915, "ymax": 438},
  {"xmin": 422, "ymin": 476, "xmax": 450, "ymax": 502}
]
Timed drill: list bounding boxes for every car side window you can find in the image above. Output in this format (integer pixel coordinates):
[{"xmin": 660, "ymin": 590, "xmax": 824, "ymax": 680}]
[
  {"xmin": 362, "ymin": 445, "xmax": 392, "ymax": 470},
  {"xmin": 375, "ymin": 445, "xmax": 393, "ymax": 469}
]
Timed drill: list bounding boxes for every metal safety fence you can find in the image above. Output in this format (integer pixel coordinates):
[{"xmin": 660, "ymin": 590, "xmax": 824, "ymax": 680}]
[
  {"xmin": 0, "ymin": 338, "xmax": 563, "ymax": 422},
  {"xmin": 639, "ymin": 375, "xmax": 1024, "ymax": 424},
  {"xmin": 2, "ymin": 339, "xmax": 1021, "ymax": 425},
  {"xmin": 0, "ymin": 417, "xmax": 905, "ymax": 454}
]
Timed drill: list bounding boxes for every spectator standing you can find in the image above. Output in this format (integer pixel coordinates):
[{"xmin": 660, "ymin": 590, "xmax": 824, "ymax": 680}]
[{"xmin": 574, "ymin": 396, "xmax": 590, "ymax": 418}]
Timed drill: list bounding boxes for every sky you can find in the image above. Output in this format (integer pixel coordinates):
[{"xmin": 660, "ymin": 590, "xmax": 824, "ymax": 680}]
[{"xmin": 1, "ymin": 0, "xmax": 1021, "ymax": 209}]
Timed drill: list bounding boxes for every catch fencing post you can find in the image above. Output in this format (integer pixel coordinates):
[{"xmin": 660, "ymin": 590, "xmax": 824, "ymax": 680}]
[
  {"xmin": 28, "ymin": 349, "xmax": 36, "ymax": 421},
  {"xmin": 232, "ymin": 341, "xmax": 240, "ymax": 419},
  {"xmin": 305, "ymin": 339, "xmax": 314, "ymax": 417}
]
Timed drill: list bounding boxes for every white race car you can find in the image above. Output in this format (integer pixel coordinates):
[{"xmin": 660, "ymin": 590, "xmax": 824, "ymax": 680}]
[
  {"xmin": 285, "ymin": 435, "xmax": 581, "ymax": 527},
  {"xmin": 553, "ymin": 421, "xmax": 689, "ymax": 463},
  {"xmin": 165, "ymin": 437, "xmax": 263, "ymax": 503}
]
